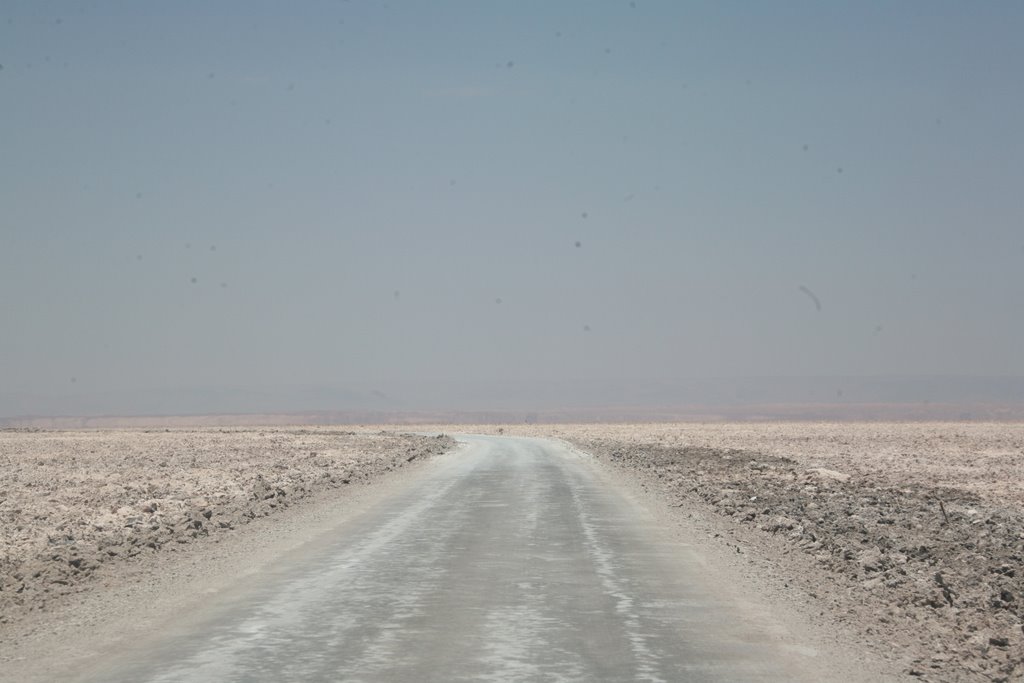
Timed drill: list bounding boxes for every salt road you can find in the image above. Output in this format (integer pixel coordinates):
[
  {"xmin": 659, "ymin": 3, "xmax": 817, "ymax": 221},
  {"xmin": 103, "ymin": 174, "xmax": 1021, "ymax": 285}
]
[{"xmin": 79, "ymin": 436, "xmax": 834, "ymax": 682}]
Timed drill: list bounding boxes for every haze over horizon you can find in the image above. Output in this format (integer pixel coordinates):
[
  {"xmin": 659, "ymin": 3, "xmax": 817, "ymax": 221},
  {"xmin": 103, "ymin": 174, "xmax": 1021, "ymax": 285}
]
[{"xmin": 2, "ymin": 2, "xmax": 1022, "ymax": 418}]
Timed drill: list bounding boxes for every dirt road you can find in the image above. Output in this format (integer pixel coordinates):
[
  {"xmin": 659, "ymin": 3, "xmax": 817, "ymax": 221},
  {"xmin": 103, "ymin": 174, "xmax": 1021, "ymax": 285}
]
[{"xmin": 54, "ymin": 436, "xmax": 874, "ymax": 682}]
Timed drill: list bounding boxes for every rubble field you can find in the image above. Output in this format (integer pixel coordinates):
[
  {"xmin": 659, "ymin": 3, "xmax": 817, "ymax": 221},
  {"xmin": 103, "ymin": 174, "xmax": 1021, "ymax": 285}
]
[
  {"xmin": 536, "ymin": 422, "xmax": 1024, "ymax": 682},
  {"xmin": 3, "ymin": 421, "xmax": 1022, "ymax": 681},
  {"xmin": 0, "ymin": 428, "xmax": 453, "ymax": 626}
]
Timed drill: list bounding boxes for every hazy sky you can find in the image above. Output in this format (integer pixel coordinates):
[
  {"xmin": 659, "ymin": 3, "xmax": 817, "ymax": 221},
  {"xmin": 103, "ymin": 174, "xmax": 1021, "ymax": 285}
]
[{"xmin": 2, "ymin": 2, "xmax": 1022, "ymax": 412}]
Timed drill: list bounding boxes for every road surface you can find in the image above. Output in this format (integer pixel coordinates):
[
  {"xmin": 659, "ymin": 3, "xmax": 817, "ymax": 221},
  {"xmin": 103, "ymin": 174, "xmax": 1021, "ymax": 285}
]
[{"xmin": 78, "ymin": 436, "xmax": 829, "ymax": 682}]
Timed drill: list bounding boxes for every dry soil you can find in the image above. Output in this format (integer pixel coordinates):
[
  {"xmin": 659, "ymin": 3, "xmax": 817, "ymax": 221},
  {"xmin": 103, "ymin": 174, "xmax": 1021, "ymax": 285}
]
[
  {"xmin": 448, "ymin": 422, "xmax": 1024, "ymax": 682},
  {"xmin": 0, "ymin": 428, "xmax": 453, "ymax": 632}
]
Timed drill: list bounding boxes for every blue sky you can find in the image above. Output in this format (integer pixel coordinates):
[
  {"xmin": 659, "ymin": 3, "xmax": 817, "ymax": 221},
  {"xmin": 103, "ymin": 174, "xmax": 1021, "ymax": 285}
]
[{"xmin": 1, "ymin": 1, "xmax": 1022, "ymax": 413}]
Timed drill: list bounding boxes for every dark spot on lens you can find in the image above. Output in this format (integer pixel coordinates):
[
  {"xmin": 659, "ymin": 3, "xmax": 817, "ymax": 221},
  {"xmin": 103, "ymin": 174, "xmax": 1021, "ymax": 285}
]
[
  {"xmin": 506, "ymin": 61, "xmax": 514, "ymax": 68},
  {"xmin": 135, "ymin": 192, "xmax": 142, "ymax": 199},
  {"xmin": 449, "ymin": 179, "xmax": 456, "ymax": 186},
  {"xmin": 287, "ymin": 82, "xmax": 295, "ymax": 91},
  {"xmin": 70, "ymin": 377, "xmax": 76, "ymax": 383},
  {"xmin": 495, "ymin": 297, "xmax": 503, "ymax": 304},
  {"xmin": 185, "ymin": 243, "xmax": 191, "ymax": 249},
  {"xmin": 624, "ymin": 194, "xmax": 634, "ymax": 202},
  {"xmin": 207, "ymin": 72, "xmax": 215, "ymax": 79},
  {"xmin": 798, "ymin": 285, "xmax": 822, "ymax": 312},
  {"xmin": 190, "ymin": 277, "xmax": 197, "ymax": 284},
  {"xmin": 136, "ymin": 254, "xmax": 143, "ymax": 260},
  {"xmin": 555, "ymin": 31, "xmax": 562, "ymax": 38},
  {"xmin": 604, "ymin": 48, "xmax": 612, "ymax": 54},
  {"xmin": 837, "ymin": 389, "xmax": 843, "ymax": 397},
  {"xmin": 393, "ymin": 290, "xmax": 400, "ymax": 300},
  {"xmin": 581, "ymin": 212, "xmax": 588, "ymax": 219},
  {"xmin": 837, "ymin": 167, "xmax": 843, "ymax": 174},
  {"xmin": 875, "ymin": 325, "xmax": 883, "ymax": 333},
  {"xmin": 210, "ymin": 245, "xmax": 216, "ymax": 251},
  {"xmin": 583, "ymin": 325, "xmax": 591, "ymax": 332},
  {"xmin": 802, "ymin": 144, "xmax": 809, "ymax": 152},
  {"xmin": 630, "ymin": 1, "xmax": 636, "ymax": 7},
  {"xmin": 575, "ymin": 241, "xmax": 582, "ymax": 248},
  {"xmin": 220, "ymin": 282, "xmax": 227, "ymax": 288}
]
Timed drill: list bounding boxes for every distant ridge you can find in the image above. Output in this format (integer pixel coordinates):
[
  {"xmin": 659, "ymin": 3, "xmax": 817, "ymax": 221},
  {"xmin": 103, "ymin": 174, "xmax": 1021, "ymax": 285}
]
[
  {"xmin": 3, "ymin": 401, "xmax": 1024, "ymax": 429},
  {"xmin": 3, "ymin": 376, "xmax": 1023, "ymax": 426}
]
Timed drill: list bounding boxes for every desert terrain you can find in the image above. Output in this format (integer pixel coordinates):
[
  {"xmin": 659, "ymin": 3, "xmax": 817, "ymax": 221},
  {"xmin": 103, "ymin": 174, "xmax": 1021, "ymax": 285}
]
[
  {"xmin": 0, "ymin": 428, "xmax": 453, "ymax": 631},
  {"xmin": 451, "ymin": 422, "xmax": 1022, "ymax": 682},
  {"xmin": 1, "ymin": 422, "xmax": 1021, "ymax": 681}
]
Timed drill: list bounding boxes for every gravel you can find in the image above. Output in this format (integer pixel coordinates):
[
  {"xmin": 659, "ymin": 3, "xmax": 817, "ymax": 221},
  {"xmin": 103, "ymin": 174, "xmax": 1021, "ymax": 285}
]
[
  {"xmin": 548, "ymin": 423, "xmax": 1024, "ymax": 683},
  {"xmin": 0, "ymin": 428, "xmax": 454, "ymax": 627}
]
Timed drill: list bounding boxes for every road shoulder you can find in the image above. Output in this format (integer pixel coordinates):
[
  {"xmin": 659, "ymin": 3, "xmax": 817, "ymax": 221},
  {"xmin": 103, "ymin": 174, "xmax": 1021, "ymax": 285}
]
[
  {"xmin": 0, "ymin": 432, "xmax": 461, "ymax": 683},
  {"xmin": 558, "ymin": 438, "xmax": 905, "ymax": 682}
]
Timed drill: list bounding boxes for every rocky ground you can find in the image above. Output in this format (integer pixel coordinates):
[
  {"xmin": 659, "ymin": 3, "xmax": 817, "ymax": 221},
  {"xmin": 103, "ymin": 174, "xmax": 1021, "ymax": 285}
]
[
  {"xmin": 0, "ymin": 428, "xmax": 453, "ymax": 627},
  {"xmin": 525, "ymin": 423, "xmax": 1022, "ymax": 683},
  {"xmin": 3, "ymin": 422, "xmax": 1021, "ymax": 682}
]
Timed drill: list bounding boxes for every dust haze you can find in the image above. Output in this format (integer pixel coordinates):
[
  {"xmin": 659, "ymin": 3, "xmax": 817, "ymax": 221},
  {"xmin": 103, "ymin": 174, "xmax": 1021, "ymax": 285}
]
[{"xmin": 2, "ymin": 3, "xmax": 1022, "ymax": 420}]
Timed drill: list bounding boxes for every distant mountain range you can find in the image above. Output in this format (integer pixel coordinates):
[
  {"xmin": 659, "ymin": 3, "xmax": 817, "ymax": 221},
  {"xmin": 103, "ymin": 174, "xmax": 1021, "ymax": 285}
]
[{"xmin": 2, "ymin": 376, "xmax": 1023, "ymax": 426}]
